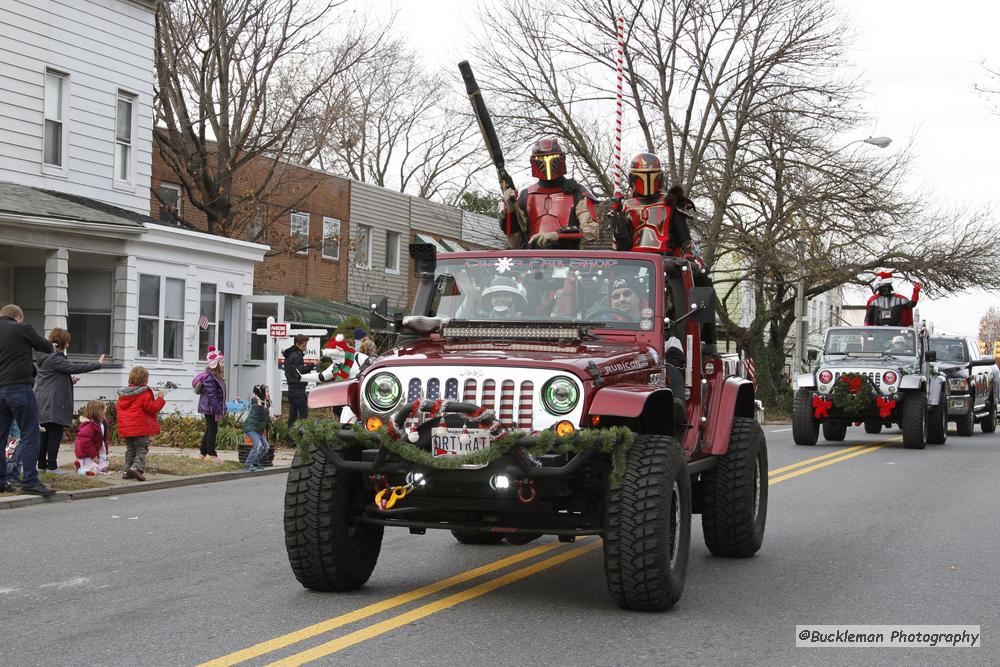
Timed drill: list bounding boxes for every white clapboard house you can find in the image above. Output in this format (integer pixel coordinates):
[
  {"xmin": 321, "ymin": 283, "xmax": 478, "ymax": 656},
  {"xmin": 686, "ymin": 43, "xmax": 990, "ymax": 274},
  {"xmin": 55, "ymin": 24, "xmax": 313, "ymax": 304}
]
[{"xmin": 0, "ymin": 0, "xmax": 269, "ymax": 414}]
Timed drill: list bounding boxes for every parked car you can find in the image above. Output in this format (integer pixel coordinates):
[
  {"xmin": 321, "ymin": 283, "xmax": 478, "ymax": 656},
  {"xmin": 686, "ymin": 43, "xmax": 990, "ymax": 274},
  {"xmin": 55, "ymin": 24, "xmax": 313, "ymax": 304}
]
[{"xmin": 929, "ymin": 335, "xmax": 998, "ymax": 435}]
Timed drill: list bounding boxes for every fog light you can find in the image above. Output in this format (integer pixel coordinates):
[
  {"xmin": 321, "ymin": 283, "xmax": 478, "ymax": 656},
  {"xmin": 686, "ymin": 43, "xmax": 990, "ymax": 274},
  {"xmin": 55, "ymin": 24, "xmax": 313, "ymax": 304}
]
[
  {"xmin": 590, "ymin": 415, "xmax": 601, "ymax": 427},
  {"xmin": 490, "ymin": 474, "xmax": 510, "ymax": 491},
  {"xmin": 555, "ymin": 420, "xmax": 575, "ymax": 437},
  {"xmin": 405, "ymin": 471, "xmax": 426, "ymax": 487},
  {"xmin": 365, "ymin": 416, "xmax": 383, "ymax": 432}
]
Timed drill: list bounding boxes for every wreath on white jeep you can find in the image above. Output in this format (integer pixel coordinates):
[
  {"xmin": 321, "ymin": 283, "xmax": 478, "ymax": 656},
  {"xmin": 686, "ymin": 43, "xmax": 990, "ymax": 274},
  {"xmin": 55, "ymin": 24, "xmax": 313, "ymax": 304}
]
[{"xmin": 830, "ymin": 372, "xmax": 874, "ymax": 413}]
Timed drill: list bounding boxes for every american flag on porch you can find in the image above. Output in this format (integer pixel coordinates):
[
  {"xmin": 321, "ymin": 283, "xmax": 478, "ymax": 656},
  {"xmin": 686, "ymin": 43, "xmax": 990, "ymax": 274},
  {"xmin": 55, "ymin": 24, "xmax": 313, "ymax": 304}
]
[
  {"xmin": 198, "ymin": 314, "xmax": 210, "ymax": 330},
  {"xmin": 743, "ymin": 357, "xmax": 756, "ymax": 386}
]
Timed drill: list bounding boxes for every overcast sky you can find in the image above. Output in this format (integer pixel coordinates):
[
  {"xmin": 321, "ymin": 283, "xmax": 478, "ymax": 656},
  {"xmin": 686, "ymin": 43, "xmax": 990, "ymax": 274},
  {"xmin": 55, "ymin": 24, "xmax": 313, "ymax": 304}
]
[{"xmin": 384, "ymin": 0, "xmax": 1000, "ymax": 337}]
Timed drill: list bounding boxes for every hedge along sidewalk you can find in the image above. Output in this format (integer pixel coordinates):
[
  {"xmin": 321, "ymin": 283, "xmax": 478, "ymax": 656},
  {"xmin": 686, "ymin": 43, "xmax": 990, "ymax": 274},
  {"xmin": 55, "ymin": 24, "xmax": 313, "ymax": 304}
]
[{"xmin": 1, "ymin": 448, "xmax": 293, "ymax": 511}]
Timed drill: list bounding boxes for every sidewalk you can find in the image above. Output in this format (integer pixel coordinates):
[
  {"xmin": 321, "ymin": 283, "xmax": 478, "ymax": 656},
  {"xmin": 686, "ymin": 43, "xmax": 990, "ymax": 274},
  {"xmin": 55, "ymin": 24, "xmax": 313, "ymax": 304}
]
[{"xmin": 1, "ymin": 444, "xmax": 294, "ymax": 511}]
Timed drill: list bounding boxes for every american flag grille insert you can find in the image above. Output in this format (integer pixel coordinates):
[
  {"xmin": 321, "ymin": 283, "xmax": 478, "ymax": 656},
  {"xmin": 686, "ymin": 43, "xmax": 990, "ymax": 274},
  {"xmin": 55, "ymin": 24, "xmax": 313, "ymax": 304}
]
[{"xmin": 406, "ymin": 377, "xmax": 538, "ymax": 430}]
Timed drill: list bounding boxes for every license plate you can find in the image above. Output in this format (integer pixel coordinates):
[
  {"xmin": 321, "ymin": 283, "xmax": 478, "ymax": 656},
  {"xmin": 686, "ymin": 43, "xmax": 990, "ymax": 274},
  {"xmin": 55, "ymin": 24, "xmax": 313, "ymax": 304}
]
[{"xmin": 431, "ymin": 427, "xmax": 491, "ymax": 457}]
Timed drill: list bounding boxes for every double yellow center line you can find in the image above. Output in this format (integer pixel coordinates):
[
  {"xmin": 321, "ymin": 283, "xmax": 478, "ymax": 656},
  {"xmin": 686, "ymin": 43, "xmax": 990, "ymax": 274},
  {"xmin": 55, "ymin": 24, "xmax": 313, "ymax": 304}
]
[{"xmin": 201, "ymin": 438, "xmax": 894, "ymax": 666}]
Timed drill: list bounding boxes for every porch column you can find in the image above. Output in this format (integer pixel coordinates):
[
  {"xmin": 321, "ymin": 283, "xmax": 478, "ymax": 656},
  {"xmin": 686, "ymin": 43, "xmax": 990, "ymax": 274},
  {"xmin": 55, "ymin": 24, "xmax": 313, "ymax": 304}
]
[
  {"xmin": 112, "ymin": 255, "xmax": 137, "ymax": 364},
  {"xmin": 43, "ymin": 248, "xmax": 68, "ymax": 334}
]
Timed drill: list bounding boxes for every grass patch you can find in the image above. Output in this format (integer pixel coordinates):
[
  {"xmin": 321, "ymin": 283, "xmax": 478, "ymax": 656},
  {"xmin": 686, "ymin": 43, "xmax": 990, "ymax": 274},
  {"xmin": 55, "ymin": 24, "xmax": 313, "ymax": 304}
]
[
  {"xmin": 107, "ymin": 454, "xmax": 243, "ymax": 476},
  {"xmin": 1, "ymin": 472, "xmax": 112, "ymax": 496}
]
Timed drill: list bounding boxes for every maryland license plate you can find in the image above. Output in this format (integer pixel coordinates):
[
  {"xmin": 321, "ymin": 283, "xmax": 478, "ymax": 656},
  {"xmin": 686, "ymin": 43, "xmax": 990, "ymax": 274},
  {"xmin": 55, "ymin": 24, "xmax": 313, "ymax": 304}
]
[{"xmin": 431, "ymin": 427, "xmax": 491, "ymax": 457}]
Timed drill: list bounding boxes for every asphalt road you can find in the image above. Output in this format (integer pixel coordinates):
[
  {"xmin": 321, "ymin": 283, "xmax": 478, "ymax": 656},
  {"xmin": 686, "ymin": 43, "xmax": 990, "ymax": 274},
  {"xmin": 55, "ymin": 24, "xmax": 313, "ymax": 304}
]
[{"xmin": 2, "ymin": 424, "xmax": 999, "ymax": 666}]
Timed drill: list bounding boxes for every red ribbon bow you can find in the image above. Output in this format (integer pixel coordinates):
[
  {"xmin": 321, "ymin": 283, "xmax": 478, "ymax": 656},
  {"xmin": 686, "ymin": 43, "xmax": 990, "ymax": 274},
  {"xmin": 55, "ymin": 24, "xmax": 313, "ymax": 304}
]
[
  {"xmin": 843, "ymin": 376, "xmax": 862, "ymax": 394},
  {"xmin": 812, "ymin": 395, "xmax": 832, "ymax": 418},
  {"xmin": 875, "ymin": 396, "xmax": 896, "ymax": 419}
]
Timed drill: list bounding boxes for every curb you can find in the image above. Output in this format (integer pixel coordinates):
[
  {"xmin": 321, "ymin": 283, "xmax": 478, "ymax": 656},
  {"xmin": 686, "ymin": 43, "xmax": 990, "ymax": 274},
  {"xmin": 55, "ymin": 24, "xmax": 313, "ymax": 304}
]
[{"xmin": 0, "ymin": 466, "xmax": 289, "ymax": 511}]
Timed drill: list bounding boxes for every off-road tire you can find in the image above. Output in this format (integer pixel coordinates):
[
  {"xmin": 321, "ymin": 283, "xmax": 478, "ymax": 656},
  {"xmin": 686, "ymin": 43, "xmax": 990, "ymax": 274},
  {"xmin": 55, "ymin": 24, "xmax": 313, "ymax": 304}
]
[
  {"xmin": 701, "ymin": 418, "xmax": 768, "ymax": 558},
  {"xmin": 927, "ymin": 398, "xmax": 948, "ymax": 445},
  {"xmin": 900, "ymin": 392, "xmax": 928, "ymax": 449},
  {"xmin": 956, "ymin": 404, "xmax": 975, "ymax": 437},
  {"xmin": 451, "ymin": 530, "xmax": 505, "ymax": 545},
  {"xmin": 864, "ymin": 422, "xmax": 882, "ymax": 434},
  {"xmin": 822, "ymin": 421, "xmax": 847, "ymax": 442},
  {"xmin": 604, "ymin": 434, "xmax": 690, "ymax": 612},
  {"xmin": 792, "ymin": 388, "xmax": 819, "ymax": 446},
  {"xmin": 284, "ymin": 447, "xmax": 383, "ymax": 591},
  {"xmin": 981, "ymin": 399, "xmax": 997, "ymax": 433}
]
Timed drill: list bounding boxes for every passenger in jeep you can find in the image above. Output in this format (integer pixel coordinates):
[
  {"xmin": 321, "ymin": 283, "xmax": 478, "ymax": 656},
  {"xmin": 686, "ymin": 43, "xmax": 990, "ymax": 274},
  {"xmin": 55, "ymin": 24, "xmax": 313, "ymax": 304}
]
[
  {"xmin": 608, "ymin": 153, "xmax": 717, "ymax": 351},
  {"xmin": 608, "ymin": 278, "xmax": 643, "ymax": 320},
  {"xmin": 499, "ymin": 137, "xmax": 599, "ymax": 250},
  {"xmin": 481, "ymin": 277, "xmax": 528, "ymax": 319},
  {"xmin": 865, "ymin": 271, "xmax": 921, "ymax": 327}
]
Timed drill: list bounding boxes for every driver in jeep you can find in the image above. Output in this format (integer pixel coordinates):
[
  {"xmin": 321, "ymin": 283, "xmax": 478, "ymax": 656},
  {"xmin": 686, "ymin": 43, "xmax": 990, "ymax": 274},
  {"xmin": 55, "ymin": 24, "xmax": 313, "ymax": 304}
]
[{"xmin": 608, "ymin": 278, "xmax": 643, "ymax": 321}]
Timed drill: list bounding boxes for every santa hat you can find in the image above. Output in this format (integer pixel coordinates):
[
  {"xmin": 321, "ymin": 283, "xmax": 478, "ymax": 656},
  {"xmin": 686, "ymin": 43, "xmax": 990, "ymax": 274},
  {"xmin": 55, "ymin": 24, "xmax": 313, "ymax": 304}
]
[
  {"xmin": 206, "ymin": 345, "xmax": 224, "ymax": 369},
  {"xmin": 322, "ymin": 334, "xmax": 356, "ymax": 381},
  {"xmin": 874, "ymin": 271, "xmax": 894, "ymax": 288}
]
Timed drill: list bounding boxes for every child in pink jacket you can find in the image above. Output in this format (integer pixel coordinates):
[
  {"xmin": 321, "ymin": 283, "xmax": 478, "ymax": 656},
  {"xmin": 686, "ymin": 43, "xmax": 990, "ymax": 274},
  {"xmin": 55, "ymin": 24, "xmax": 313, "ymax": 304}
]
[{"xmin": 74, "ymin": 400, "xmax": 110, "ymax": 476}]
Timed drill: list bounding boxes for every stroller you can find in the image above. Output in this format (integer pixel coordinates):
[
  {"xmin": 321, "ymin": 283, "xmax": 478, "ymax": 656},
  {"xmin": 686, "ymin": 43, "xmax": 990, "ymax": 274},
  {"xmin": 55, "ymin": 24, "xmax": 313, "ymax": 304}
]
[{"xmin": 228, "ymin": 398, "xmax": 275, "ymax": 468}]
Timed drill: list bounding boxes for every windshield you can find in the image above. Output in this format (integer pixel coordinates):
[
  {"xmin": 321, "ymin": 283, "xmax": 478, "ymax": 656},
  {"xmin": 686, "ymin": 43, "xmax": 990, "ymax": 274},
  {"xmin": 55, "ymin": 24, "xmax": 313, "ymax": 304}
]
[
  {"xmin": 424, "ymin": 256, "xmax": 657, "ymax": 331},
  {"xmin": 929, "ymin": 338, "xmax": 969, "ymax": 362},
  {"xmin": 825, "ymin": 328, "xmax": 916, "ymax": 356}
]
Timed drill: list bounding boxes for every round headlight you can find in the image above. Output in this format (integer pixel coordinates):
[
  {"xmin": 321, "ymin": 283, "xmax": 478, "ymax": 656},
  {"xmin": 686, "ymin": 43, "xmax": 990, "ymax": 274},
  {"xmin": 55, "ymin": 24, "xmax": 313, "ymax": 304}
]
[
  {"xmin": 542, "ymin": 376, "xmax": 580, "ymax": 415},
  {"xmin": 818, "ymin": 370, "xmax": 833, "ymax": 384},
  {"xmin": 366, "ymin": 373, "xmax": 401, "ymax": 411},
  {"xmin": 883, "ymin": 370, "xmax": 898, "ymax": 385}
]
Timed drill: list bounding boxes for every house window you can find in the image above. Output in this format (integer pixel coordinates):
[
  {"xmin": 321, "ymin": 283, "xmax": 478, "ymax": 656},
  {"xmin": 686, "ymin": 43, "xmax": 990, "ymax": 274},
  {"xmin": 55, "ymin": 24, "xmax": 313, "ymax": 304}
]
[
  {"xmin": 355, "ymin": 224, "xmax": 372, "ymax": 269},
  {"xmin": 137, "ymin": 275, "xmax": 185, "ymax": 359},
  {"xmin": 115, "ymin": 91, "xmax": 135, "ymax": 183},
  {"xmin": 322, "ymin": 217, "xmax": 341, "ymax": 260},
  {"xmin": 67, "ymin": 270, "xmax": 112, "ymax": 356},
  {"xmin": 199, "ymin": 283, "xmax": 218, "ymax": 359},
  {"xmin": 291, "ymin": 212, "xmax": 309, "ymax": 254},
  {"xmin": 385, "ymin": 230, "xmax": 400, "ymax": 273},
  {"xmin": 157, "ymin": 182, "xmax": 182, "ymax": 223},
  {"xmin": 43, "ymin": 70, "xmax": 65, "ymax": 167}
]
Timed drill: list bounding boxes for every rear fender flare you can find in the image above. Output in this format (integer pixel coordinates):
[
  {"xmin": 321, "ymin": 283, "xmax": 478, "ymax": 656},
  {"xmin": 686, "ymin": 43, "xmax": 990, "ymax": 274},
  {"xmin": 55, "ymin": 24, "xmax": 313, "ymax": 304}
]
[
  {"xmin": 928, "ymin": 376, "xmax": 946, "ymax": 407},
  {"xmin": 588, "ymin": 385, "xmax": 675, "ymax": 436},
  {"xmin": 705, "ymin": 378, "xmax": 756, "ymax": 455}
]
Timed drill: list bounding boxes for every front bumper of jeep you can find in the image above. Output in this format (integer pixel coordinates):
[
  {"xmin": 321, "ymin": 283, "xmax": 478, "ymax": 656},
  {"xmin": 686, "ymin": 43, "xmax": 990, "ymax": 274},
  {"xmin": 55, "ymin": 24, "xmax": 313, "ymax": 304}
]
[{"xmin": 811, "ymin": 391, "xmax": 903, "ymax": 421}]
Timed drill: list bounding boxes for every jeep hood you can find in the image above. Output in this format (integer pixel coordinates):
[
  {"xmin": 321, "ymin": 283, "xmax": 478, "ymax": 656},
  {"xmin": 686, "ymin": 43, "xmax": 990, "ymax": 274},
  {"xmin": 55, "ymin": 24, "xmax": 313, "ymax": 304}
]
[{"xmin": 370, "ymin": 338, "xmax": 659, "ymax": 380}]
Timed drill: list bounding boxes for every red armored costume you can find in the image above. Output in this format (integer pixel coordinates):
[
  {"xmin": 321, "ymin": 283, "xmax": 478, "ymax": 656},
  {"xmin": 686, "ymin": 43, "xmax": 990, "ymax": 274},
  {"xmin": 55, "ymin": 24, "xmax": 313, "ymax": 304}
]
[
  {"xmin": 865, "ymin": 272, "xmax": 922, "ymax": 327},
  {"xmin": 608, "ymin": 153, "xmax": 717, "ymax": 350},
  {"xmin": 501, "ymin": 137, "xmax": 598, "ymax": 249}
]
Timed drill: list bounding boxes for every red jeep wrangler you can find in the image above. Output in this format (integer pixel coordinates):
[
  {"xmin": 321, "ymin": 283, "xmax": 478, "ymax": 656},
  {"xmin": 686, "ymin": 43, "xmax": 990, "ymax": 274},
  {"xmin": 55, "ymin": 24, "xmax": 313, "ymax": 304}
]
[{"xmin": 284, "ymin": 246, "xmax": 767, "ymax": 611}]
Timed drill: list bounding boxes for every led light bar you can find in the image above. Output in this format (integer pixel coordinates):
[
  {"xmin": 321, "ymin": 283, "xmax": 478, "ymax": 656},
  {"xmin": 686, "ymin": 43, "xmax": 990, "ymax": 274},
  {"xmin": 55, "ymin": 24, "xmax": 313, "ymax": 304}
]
[{"xmin": 443, "ymin": 323, "xmax": 584, "ymax": 341}]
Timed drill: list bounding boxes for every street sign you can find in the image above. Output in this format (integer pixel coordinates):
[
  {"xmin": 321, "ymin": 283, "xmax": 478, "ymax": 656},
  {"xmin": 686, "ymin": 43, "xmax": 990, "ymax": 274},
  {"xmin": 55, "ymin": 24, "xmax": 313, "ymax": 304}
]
[{"xmin": 269, "ymin": 322, "xmax": 289, "ymax": 338}]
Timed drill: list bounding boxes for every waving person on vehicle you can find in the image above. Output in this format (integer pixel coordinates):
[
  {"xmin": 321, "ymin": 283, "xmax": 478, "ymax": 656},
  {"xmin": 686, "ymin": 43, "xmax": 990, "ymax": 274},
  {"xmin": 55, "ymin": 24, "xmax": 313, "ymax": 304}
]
[{"xmin": 865, "ymin": 272, "xmax": 921, "ymax": 326}]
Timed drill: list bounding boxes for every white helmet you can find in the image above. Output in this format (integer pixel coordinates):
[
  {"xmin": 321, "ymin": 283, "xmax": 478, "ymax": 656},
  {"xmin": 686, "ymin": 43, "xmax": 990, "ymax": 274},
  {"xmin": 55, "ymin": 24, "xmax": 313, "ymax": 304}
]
[{"xmin": 481, "ymin": 277, "xmax": 528, "ymax": 314}]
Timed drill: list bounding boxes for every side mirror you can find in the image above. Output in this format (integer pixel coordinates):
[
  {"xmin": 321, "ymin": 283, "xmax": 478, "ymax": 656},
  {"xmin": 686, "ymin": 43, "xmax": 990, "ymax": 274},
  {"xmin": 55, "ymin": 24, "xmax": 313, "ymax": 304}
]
[
  {"xmin": 972, "ymin": 356, "xmax": 996, "ymax": 367},
  {"xmin": 924, "ymin": 350, "xmax": 937, "ymax": 362},
  {"xmin": 807, "ymin": 349, "xmax": 818, "ymax": 362},
  {"xmin": 368, "ymin": 296, "xmax": 389, "ymax": 331},
  {"xmin": 687, "ymin": 286, "xmax": 715, "ymax": 324}
]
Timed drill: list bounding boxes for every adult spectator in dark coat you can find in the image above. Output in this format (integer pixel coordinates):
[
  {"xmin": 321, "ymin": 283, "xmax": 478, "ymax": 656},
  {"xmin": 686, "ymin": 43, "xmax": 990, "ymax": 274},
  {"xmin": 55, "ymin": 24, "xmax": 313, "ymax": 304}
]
[
  {"xmin": 0, "ymin": 304, "xmax": 56, "ymax": 495},
  {"xmin": 283, "ymin": 334, "xmax": 312, "ymax": 427},
  {"xmin": 34, "ymin": 327, "xmax": 104, "ymax": 470}
]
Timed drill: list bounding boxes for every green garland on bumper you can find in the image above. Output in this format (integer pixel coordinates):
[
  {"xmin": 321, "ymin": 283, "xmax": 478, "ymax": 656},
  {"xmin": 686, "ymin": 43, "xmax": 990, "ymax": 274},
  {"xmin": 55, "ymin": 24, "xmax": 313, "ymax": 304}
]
[
  {"xmin": 830, "ymin": 372, "xmax": 875, "ymax": 414},
  {"xmin": 293, "ymin": 418, "xmax": 635, "ymax": 483}
]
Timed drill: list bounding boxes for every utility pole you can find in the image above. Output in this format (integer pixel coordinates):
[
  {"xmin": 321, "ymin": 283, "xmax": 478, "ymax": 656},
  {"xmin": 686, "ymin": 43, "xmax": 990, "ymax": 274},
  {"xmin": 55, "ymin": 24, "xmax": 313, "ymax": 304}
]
[{"xmin": 793, "ymin": 276, "xmax": 808, "ymax": 374}]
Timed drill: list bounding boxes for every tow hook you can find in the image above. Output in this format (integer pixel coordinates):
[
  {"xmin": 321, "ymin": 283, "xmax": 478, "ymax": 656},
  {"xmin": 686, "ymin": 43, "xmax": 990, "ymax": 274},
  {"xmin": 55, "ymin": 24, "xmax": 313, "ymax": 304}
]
[{"xmin": 515, "ymin": 478, "xmax": 537, "ymax": 504}]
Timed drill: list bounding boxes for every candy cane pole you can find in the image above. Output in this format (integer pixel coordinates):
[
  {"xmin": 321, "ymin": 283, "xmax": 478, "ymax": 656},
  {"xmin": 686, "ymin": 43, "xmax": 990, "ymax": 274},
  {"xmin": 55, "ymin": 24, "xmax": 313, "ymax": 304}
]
[{"xmin": 614, "ymin": 14, "xmax": 624, "ymax": 194}]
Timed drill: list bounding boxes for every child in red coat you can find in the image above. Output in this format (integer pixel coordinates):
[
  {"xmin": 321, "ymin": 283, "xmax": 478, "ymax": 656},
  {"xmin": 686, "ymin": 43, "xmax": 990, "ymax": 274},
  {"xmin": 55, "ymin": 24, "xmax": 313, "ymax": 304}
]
[
  {"xmin": 116, "ymin": 366, "xmax": 166, "ymax": 481},
  {"xmin": 75, "ymin": 400, "xmax": 110, "ymax": 476}
]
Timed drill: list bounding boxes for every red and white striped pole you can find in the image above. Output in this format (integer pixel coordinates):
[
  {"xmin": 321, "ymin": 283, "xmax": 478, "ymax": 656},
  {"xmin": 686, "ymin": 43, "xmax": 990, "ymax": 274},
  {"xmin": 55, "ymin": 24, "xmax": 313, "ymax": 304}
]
[{"xmin": 613, "ymin": 14, "xmax": 624, "ymax": 195}]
